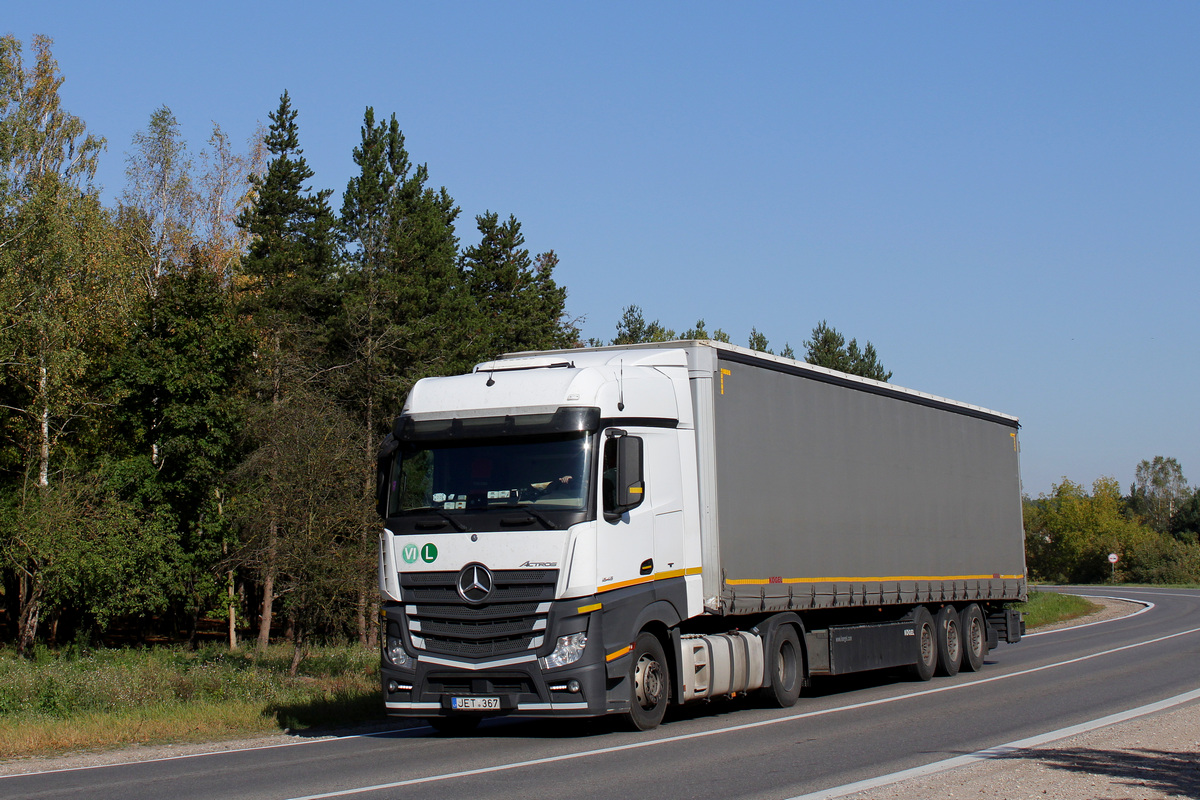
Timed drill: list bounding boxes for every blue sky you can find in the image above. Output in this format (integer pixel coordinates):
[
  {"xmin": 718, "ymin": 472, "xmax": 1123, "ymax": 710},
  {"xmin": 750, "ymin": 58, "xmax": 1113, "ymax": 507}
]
[{"xmin": 7, "ymin": 2, "xmax": 1198, "ymax": 497}]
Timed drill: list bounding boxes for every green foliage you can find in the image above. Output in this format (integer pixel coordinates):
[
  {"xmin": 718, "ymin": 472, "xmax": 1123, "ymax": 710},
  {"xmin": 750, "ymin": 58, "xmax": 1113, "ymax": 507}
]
[
  {"xmin": 748, "ymin": 327, "xmax": 770, "ymax": 353},
  {"xmin": 1023, "ymin": 475, "xmax": 1200, "ymax": 584},
  {"xmin": 612, "ymin": 305, "xmax": 675, "ymax": 344},
  {"xmin": 1128, "ymin": 456, "xmax": 1190, "ymax": 535},
  {"xmin": 803, "ymin": 320, "xmax": 892, "ymax": 381},
  {"xmin": 1015, "ymin": 591, "xmax": 1099, "ymax": 629},
  {"xmin": 462, "ymin": 212, "xmax": 576, "ymax": 359},
  {"xmin": 0, "ymin": 469, "xmax": 181, "ymax": 635},
  {"xmin": 1169, "ymin": 488, "xmax": 1200, "ymax": 544},
  {"xmin": 238, "ymin": 91, "xmax": 338, "ymax": 331},
  {"xmin": 681, "ymin": 319, "xmax": 731, "ymax": 343},
  {"xmin": 0, "ymin": 44, "xmax": 588, "ymax": 652}
]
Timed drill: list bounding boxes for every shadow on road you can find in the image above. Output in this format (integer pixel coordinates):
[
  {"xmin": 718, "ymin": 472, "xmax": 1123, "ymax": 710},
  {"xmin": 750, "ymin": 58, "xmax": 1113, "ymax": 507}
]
[{"xmin": 1004, "ymin": 746, "xmax": 1200, "ymax": 798}]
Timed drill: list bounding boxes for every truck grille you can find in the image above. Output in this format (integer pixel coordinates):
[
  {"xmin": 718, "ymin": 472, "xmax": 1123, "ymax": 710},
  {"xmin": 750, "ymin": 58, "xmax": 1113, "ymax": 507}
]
[{"xmin": 400, "ymin": 570, "xmax": 558, "ymax": 659}]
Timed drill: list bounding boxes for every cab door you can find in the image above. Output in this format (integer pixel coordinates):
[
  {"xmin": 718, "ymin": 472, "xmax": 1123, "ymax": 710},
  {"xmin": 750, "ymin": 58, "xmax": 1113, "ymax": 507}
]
[{"xmin": 594, "ymin": 427, "xmax": 684, "ymax": 593}]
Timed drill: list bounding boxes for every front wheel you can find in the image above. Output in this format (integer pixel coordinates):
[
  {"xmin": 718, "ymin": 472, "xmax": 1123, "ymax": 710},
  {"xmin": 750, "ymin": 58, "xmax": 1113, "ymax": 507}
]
[
  {"xmin": 759, "ymin": 625, "xmax": 803, "ymax": 708},
  {"xmin": 627, "ymin": 632, "xmax": 671, "ymax": 731}
]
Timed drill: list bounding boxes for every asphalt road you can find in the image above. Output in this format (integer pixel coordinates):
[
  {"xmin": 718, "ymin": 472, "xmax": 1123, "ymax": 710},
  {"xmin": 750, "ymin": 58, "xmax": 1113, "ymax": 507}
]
[{"xmin": 5, "ymin": 587, "xmax": 1199, "ymax": 800}]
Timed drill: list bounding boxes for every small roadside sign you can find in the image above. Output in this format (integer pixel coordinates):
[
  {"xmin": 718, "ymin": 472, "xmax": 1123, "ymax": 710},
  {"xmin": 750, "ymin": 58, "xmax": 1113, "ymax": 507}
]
[{"xmin": 1108, "ymin": 553, "xmax": 1119, "ymax": 564}]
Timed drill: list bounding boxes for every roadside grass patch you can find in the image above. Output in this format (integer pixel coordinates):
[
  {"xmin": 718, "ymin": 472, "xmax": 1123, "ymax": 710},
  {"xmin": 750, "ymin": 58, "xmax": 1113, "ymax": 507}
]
[
  {"xmin": 0, "ymin": 644, "xmax": 384, "ymax": 759},
  {"xmin": 1018, "ymin": 590, "xmax": 1099, "ymax": 629}
]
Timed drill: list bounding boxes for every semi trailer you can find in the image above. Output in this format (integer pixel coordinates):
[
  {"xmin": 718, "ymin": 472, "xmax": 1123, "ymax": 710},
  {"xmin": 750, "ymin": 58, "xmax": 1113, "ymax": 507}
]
[{"xmin": 376, "ymin": 340, "xmax": 1026, "ymax": 732}]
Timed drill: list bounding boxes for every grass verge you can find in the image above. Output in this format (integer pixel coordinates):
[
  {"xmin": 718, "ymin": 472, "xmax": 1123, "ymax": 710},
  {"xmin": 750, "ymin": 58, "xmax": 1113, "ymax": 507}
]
[
  {"xmin": 1018, "ymin": 590, "xmax": 1100, "ymax": 629},
  {"xmin": 0, "ymin": 643, "xmax": 385, "ymax": 759}
]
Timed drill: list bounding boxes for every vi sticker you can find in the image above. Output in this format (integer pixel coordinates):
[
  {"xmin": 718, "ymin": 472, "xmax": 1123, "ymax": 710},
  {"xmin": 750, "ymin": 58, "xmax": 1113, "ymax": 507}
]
[{"xmin": 401, "ymin": 542, "xmax": 439, "ymax": 564}]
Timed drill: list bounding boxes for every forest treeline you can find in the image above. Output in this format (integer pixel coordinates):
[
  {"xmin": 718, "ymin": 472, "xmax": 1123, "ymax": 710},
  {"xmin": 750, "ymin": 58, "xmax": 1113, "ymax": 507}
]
[
  {"xmin": 1025, "ymin": 456, "xmax": 1200, "ymax": 584},
  {"xmin": 0, "ymin": 36, "xmax": 892, "ymax": 656},
  {"xmin": 0, "ymin": 35, "xmax": 581, "ymax": 656}
]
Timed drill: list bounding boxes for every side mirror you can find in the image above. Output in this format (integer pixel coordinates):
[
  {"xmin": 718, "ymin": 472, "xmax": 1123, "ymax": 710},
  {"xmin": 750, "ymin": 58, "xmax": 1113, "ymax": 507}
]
[{"xmin": 603, "ymin": 430, "xmax": 645, "ymax": 522}]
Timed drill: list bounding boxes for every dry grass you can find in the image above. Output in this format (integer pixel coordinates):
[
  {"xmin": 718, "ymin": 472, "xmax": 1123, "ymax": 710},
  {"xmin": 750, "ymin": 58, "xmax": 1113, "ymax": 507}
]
[
  {"xmin": 0, "ymin": 643, "xmax": 384, "ymax": 758},
  {"xmin": 0, "ymin": 702, "xmax": 276, "ymax": 758}
]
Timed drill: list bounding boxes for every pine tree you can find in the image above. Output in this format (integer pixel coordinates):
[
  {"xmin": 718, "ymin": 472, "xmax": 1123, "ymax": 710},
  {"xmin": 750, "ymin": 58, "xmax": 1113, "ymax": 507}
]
[
  {"xmin": 238, "ymin": 91, "xmax": 337, "ymax": 332},
  {"xmin": 612, "ymin": 305, "xmax": 675, "ymax": 344},
  {"xmin": 461, "ymin": 211, "xmax": 575, "ymax": 360},
  {"xmin": 235, "ymin": 91, "xmax": 340, "ymax": 649},
  {"xmin": 803, "ymin": 320, "xmax": 891, "ymax": 382},
  {"xmin": 337, "ymin": 107, "xmax": 475, "ymax": 645}
]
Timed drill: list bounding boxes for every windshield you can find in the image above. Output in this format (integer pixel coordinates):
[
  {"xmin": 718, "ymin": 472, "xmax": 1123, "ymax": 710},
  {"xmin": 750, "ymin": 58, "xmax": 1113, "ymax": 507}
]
[{"xmin": 387, "ymin": 431, "xmax": 593, "ymax": 520}]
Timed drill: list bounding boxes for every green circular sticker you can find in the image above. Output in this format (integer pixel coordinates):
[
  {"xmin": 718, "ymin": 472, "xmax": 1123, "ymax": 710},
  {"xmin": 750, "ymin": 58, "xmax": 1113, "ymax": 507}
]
[
  {"xmin": 401, "ymin": 543, "xmax": 419, "ymax": 564},
  {"xmin": 420, "ymin": 543, "xmax": 438, "ymax": 563}
]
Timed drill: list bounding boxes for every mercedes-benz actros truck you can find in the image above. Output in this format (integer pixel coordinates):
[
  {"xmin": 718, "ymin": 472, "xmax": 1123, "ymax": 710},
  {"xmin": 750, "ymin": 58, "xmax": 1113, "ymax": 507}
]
[{"xmin": 376, "ymin": 340, "xmax": 1025, "ymax": 732}]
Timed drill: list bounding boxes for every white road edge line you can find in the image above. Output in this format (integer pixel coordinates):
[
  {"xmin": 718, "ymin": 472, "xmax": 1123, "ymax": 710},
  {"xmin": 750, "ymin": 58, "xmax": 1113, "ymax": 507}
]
[
  {"xmin": 282, "ymin": 622, "xmax": 1200, "ymax": 800},
  {"xmin": 785, "ymin": 685, "xmax": 1200, "ymax": 800},
  {"xmin": 1023, "ymin": 595, "xmax": 1154, "ymax": 637}
]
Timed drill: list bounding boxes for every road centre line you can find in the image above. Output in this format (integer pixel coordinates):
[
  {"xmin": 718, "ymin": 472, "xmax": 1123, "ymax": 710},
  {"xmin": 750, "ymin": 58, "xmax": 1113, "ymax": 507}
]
[
  {"xmin": 785, "ymin": 684, "xmax": 1200, "ymax": 800},
  {"xmin": 285, "ymin": 622, "xmax": 1200, "ymax": 800}
]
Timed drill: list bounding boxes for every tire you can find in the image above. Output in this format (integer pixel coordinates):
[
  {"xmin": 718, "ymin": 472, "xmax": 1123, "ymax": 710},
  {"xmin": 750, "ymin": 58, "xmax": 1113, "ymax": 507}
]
[
  {"xmin": 760, "ymin": 625, "xmax": 803, "ymax": 708},
  {"xmin": 426, "ymin": 715, "xmax": 482, "ymax": 735},
  {"xmin": 907, "ymin": 606, "xmax": 937, "ymax": 682},
  {"xmin": 959, "ymin": 603, "xmax": 988, "ymax": 673},
  {"xmin": 627, "ymin": 632, "xmax": 671, "ymax": 731},
  {"xmin": 934, "ymin": 605, "xmax": 962, "ymax": 677}
]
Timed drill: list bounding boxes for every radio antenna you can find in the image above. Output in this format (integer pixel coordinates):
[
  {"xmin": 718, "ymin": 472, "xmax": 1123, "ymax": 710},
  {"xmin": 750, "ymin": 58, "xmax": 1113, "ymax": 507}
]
[{"xmin": 617, "ymin": 360, "xmax": 625, "ymax": 411}]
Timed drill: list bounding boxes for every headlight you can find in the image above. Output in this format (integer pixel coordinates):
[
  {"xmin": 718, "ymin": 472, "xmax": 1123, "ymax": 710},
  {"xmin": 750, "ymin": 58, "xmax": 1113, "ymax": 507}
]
[
  {"xmin": 385, "ymin": 633, "xmax": 415, "ymax": 669},
  {"xmin": 538, "ymin": 632, "xmax": 587, "ymax": 670}
]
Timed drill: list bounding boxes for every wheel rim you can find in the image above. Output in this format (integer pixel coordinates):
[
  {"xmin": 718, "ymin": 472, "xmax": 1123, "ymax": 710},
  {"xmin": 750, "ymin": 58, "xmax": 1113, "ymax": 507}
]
[
  {"xmin": 778, "ymin": 640, "xmax": 798, "ymax": 690},
  {"xmin": 920, "ymin": 623, "xmax": 935, "ymax": 666},
  {"xmin": 968, "ymin": 617, "xmax": 984, "ymax": 657},
  {"xmin": 945, "ymin": 619, "xmax": 961, "ymax": 663},
  {"xmin": 634, "ymin": 653, "xmax": 664, "ymax": 709}
]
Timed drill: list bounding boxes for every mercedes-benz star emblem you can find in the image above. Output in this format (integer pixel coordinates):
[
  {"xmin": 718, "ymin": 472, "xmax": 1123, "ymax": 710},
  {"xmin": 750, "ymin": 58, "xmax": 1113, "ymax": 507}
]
[{"xmin": 457, "ymin": 564, "xmax": 493, "ymax": 604}]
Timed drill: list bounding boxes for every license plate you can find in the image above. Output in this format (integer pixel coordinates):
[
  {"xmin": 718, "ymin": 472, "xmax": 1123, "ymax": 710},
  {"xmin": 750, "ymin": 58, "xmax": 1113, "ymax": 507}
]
[{"xmin": 451, "ymin": 696, "xmax": 500, "ymax": 710}]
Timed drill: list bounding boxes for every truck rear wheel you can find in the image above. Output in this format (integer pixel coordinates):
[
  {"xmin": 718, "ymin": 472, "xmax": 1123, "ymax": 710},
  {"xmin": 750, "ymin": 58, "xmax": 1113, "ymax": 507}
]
[
  {"xmin": 934, "ymin": 605, "xmax": 962, "ymax": 677},
  {"xmin": 627, "ymin": 632, "xmax": 670, "ymax": 731},
  {"xmin": 959, "ymin": 603, "xmax": 988, "ymax": 672},
  {"xmin": 760, "ymin": 625, "xmax": 803, "ymax": 708},
  {"xmin": 907, "ymin": 606, "xmax": 937, "ymax": 681}
]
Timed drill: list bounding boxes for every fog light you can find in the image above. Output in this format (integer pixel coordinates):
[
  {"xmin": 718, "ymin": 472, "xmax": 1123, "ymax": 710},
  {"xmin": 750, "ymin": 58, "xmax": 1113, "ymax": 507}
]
[
  {"xmin": 538, "ymin": 632, "xmax": 587, "ymax": 670},
  {"xmin": 567, "ymin": 679, "xmax": 581, "ymax": 694},
  {"xmin": 385, "ymin": 634, "xmax": 415, "ymax": 669}
]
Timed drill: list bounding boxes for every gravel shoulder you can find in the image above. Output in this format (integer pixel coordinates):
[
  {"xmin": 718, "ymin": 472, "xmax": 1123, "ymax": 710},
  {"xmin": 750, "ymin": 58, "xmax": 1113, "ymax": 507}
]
[
  {"xmin": 5, "ymin": 595, "xmax": 1194, "ymax": 800},
  {"xmin": 839, "ymin": 596, "xmax": 1200, "ymax": 800}
]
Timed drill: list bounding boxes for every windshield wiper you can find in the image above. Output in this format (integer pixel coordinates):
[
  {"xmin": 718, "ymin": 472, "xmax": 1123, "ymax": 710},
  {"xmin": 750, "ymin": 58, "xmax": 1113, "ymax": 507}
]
[
  {"xmin": 413, "ymin": 508, "xmax": 469, "ymax": 532},
  {"xmin": 511, "ymin": 507, "xmax": 558, "ymax": 530}
]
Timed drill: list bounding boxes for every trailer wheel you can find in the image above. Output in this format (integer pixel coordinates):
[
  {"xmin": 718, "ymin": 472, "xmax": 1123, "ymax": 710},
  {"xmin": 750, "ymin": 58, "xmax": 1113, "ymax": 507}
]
[
  {"xmin": 760, "ymin": 625, "xmax": 803, "ymax": 708},
  {"xmin": 959, "ymin": 604, "xmax": 988, "ymax": 672},
  {"xmin": 627, "ymin": 632, "xmax": 671, "ymax": 731},
  {"xmin": 907, "ymin": 606, "xmax": 937, "ymax": 681},
  {"xmin": 426, "ymin": 716, "xmax": 481, "ymax": 735},
  {"xmin": 934, "ymin": 606, "xmax": 962, "ymax": 677}
]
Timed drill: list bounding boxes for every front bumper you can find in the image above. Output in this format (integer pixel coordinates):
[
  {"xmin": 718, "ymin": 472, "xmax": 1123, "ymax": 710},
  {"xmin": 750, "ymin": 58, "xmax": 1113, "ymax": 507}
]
[{"xmin": 381, "ymin": 600, "xmax": 611, "ymax": 719}]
